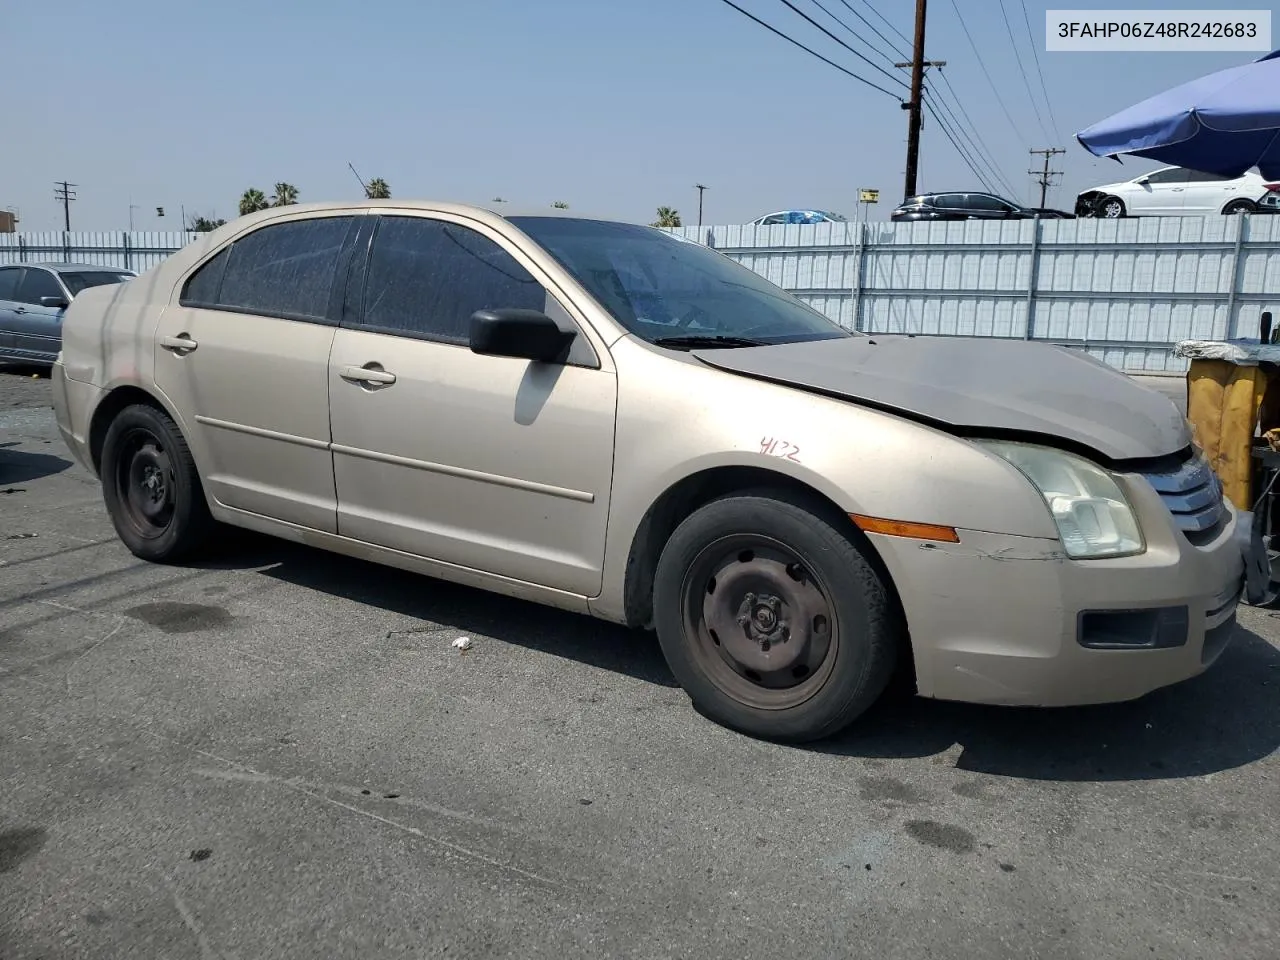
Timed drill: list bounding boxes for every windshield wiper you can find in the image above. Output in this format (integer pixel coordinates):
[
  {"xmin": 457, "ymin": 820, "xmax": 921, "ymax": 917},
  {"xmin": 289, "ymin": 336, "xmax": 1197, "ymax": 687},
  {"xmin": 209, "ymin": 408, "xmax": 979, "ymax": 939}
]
[{"xmin": 651, "ymin": 334, "xmax": 767, "ymax": 350}]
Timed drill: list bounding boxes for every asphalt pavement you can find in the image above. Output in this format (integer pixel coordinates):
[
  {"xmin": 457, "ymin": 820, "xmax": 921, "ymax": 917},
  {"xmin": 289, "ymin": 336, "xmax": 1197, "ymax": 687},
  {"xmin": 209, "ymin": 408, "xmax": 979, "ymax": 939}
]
[{"xmin": 2, "ymin": 364, "xmax": 1276, "ymax": 960}]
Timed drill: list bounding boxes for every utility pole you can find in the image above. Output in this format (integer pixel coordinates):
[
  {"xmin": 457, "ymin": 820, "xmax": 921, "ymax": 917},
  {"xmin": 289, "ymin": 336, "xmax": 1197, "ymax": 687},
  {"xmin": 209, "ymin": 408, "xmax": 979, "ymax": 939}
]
[
  {"xmin": 895, "ymin": 0, "xmax": 944, "ymax": 200},
  {"xmin": 1028, "ymin": 148, "xmax": 1066, "ymax": 208},
  {"xmin": 54, "ymin": 181, "xmax": 77, "ymax": 231},
  {"xmin": 695, "ymin": 183, "xmax": 708, "ymax": 228}
]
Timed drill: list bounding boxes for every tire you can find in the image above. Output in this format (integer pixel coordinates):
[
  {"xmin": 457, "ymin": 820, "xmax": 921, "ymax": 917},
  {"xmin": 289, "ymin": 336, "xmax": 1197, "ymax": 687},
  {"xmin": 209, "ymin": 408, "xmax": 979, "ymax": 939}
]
[
  {"xmin": 100, "ymin": 403, "xmax": 215, "ymax": 562},
  {"xmin": 1223, "ymin": 200, "xmax": 1255, "ymax": 215},
  {"xmin": 1099, "ymin": 196, "xmax": 1126, "ymax": 219},
  {"xmin": 652, "ymin": 491, "xmax": 901, "ymax": 743}
]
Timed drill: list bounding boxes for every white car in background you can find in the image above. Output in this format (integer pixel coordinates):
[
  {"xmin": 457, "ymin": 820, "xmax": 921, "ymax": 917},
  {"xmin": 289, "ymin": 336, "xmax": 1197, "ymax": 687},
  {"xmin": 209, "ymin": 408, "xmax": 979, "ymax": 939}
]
[{"xmin": 1076, "ymin": 166, "xmax": 1279, "ymax": 218}]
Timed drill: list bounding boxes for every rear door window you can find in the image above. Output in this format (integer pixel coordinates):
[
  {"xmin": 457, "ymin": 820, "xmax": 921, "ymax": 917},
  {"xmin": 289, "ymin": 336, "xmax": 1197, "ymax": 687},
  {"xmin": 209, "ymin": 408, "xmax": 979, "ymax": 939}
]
[
  {"xmin": 216, "ymin": 217, "xmax": 355, "ymax": 321},
  {"xmin": 15, "ymin": 269, "xmax": 64, "ymax": 305},
  {"xmin": 358, "ymin": 216, "xmax": 546, "ymax": 344},
  {"xmin": 0, "ymin": 268, "xmax": 21, "ymax": 301}
]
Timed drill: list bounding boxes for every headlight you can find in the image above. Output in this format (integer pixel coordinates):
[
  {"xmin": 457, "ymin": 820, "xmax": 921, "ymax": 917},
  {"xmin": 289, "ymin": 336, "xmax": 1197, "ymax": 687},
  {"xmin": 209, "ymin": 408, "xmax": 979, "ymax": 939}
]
[{"xmin": 977, "ymin": 441, "xmax": 1144, "ymax": 559}]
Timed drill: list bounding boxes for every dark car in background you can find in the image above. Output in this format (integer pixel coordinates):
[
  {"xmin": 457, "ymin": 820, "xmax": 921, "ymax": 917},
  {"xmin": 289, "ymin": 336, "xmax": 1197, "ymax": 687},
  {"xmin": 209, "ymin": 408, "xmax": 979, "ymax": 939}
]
[
  {"xmin": 891, "ymin": 192, "xmax": 1074, "ymax": 222},
  {"xmin": 0, "ymin": 262, "xmax": 135, "ymax": 364}
]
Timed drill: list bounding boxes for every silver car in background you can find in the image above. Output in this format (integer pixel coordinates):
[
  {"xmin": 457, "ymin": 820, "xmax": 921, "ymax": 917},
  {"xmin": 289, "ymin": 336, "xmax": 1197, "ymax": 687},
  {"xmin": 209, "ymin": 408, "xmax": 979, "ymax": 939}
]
[{"xmin": 0, "ymin": 262, "xmax": 136, "ymax": 363}]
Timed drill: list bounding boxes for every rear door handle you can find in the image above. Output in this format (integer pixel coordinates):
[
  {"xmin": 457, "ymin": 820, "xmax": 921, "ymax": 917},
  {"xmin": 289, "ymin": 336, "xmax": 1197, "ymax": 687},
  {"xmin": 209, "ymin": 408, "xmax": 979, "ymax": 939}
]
[
  {"xmin": 340, "ymin": 364, "xmax": 397, "ymax": 386},
  {"xmin": 14, "ymin": 307, "xmax": 26, "ymax": 314},
  {"xmin": 161, "ymin": 335, "xmax": 199, "ymax": 354}
]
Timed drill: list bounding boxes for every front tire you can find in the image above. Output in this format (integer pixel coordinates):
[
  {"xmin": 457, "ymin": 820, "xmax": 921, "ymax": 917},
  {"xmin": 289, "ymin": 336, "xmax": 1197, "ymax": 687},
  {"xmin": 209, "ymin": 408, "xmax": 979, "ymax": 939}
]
[
  {"xmin": 1223, "ymin": 199, "xmax": 1256, "ymax": 215},
  {"xmin": 100, "ymin": 404, "xmax": 214, "ymax": 562},
  {"xmin": 1099, "ymin": 196, "xmax": 1126, "ymax": 219},
  {"xmin": 652, "ymin": 492, "xmax": 901, "ymax": 743}
]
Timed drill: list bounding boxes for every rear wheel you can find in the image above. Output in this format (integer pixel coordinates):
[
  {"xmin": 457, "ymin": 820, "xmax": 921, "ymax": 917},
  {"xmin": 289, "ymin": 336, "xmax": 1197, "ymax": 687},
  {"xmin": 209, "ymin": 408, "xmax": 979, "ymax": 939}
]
[
  {"xmin": 652, "ymin": 492, "xmax": 901, "ymax": 742},
  {"xmin": 100, "ymin": 404, "xmax": 214, "ymax": 562}
]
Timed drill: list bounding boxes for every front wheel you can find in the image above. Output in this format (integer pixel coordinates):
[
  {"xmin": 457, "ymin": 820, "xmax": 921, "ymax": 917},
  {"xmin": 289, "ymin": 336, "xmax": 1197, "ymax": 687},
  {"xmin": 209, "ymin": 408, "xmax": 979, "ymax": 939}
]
[
  {"xmin": 1223, "ymin": 200, "xmax": 1256, "ymax": 215},
  {"xmin": 652, "ymin": 492, "xmax": 901, "ymax": 742},
  {"xmin": 100, "ymin": 403, "xmax": 214, "ymax": 562},
  {"xmin": 1098, "ymin": 196, "xmax": 1126, "ymax": 219}
]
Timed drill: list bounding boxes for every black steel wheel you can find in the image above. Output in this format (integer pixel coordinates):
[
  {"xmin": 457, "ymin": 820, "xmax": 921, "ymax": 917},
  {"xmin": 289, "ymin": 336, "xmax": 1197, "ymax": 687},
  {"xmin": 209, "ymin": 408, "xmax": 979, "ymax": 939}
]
[
  {"xmin": 100, "ymin": 403, "xmax": 214, "ymax": 562},
  {"xmin": 653, "ymin": 491, "xmax": 901, "ymax": 742}
]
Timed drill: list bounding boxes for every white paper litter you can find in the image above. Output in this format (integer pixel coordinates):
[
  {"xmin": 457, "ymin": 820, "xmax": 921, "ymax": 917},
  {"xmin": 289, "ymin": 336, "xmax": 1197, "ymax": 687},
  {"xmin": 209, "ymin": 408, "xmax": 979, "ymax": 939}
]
[{"xmin": 451, "ymin": 636, "xmax": 473, "ymax": 652}]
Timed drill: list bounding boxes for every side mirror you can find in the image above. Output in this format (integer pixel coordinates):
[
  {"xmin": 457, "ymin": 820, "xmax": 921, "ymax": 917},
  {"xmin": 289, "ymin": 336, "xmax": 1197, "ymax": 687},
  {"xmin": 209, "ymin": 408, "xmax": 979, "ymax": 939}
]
[
  {"xmin": 1138, "ymin": 176, "xmax": 1151, "ymax": 185},
  {"xmin": 469, "ymin": 308, "xmax": 576, "ymax": 363},
  {"xmin": 40, "ymin": 296, "xmax": 69, "ymax": 309}
]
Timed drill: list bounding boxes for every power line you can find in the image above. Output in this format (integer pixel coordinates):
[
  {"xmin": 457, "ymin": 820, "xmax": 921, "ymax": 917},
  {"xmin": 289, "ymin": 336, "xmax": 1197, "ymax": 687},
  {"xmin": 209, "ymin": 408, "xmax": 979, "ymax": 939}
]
[
  {"xmin": 925, "ymin": 82, "xmax": 1018, "ymax": 196},
  {"xmin": 1018, "ymin": 0, "xmax": 1062, "ymax": 142},
  {"xmin": 772, "ymin": 0, "xmax": 908, "ymax": 90},
  {"xmin": 807, "ymin": 0, "xmax": 901, "ymax": 68},
  {"xmin": 923, "ymin": 93, "xmax": 996, "ymax": 192},
  {"xmin": 847, "ymin": 0, "xmax": 913, "ymax": 48},
  {"xmin": 712, "ymin": 0, "xmax": 903, "ymax": 98},
  {"xmin": 947, "ymin": 0, "xmax": 1027, "ymax": 144},
  {"xmin": 995, "ymin": 0, "xmax": 1050, "ymax": 142},
  {"xmin": 931, "ymin": 71, "xmax": 1019, "ymax": 196},
  {"xmin": 832, "ymin": 0, "xmax": 911, "ymax": 59}
]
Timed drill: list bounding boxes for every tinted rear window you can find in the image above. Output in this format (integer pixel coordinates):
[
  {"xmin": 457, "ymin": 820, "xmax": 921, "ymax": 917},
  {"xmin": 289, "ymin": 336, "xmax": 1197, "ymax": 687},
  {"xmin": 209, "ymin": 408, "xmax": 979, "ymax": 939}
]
[{"xmin": 217, "ymin": 217, "xmax": 354, "ymax": 321}]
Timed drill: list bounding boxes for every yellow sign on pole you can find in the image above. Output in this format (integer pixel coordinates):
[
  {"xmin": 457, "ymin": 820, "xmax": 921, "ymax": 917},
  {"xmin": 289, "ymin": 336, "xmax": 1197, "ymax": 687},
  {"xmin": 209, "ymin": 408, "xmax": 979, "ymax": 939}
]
[{"xmin": 858, "ymin": 189, "xmax": 880, "ymax": 204}]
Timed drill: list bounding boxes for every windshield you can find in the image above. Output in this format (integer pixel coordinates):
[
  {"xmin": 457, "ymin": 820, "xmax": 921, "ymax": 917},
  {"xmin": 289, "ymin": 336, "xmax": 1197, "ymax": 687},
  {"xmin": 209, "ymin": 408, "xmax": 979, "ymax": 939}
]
[
  {"xmin": 60, "ymin": 271, "xmax": 133, "ymax": 296},
  {"xmin": 508, "ymin": 217, "xmax": 851, "ymax": 347}
]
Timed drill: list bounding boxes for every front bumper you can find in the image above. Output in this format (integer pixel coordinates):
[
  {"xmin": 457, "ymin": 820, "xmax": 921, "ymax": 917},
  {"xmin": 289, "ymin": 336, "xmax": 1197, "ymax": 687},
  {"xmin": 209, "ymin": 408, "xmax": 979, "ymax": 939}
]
[{"xmin": 869, "ymin": 476, "xmax": 1250, "ymax": 707}]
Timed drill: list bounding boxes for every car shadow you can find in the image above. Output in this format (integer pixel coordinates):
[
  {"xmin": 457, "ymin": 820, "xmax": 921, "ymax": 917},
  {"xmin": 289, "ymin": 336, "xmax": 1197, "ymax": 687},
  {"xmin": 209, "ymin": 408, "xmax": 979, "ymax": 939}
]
[
  {"xmin": 0, "ymin": 443, "xmax": 71, "ymax": 485},
  {"xmin": 192, "ymin": 533, "xmax": 680, "ymax": 689},
  {"xmin": 191, "ymin": 533, "xmax": 1280, "ymax": 781},
  {"xmin": 811, "ymin": 623, "xmax": 1280, "ymax": 782}
]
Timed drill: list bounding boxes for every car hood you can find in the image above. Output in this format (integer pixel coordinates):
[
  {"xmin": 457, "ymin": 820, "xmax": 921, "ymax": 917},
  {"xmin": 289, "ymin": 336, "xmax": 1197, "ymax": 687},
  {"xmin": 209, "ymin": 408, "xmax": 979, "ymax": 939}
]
[{"xmin": 692, "ymin": 335, "xmax": 1190, "ymax": 461}]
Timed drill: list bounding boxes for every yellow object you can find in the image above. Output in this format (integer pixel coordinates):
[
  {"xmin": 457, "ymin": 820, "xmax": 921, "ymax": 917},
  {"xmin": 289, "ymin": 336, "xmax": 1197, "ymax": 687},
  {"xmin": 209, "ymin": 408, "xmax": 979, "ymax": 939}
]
[{"xmin": 1186, "ymin": 359, "xmax": 1269, "ymax": 510}]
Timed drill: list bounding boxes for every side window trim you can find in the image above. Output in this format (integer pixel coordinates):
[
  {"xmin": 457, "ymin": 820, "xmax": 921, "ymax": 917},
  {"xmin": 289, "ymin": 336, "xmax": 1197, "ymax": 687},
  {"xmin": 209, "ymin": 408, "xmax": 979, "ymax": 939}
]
[{"xmin": 344, "ymin": 213, "xmax": 600, "ymax": 369}]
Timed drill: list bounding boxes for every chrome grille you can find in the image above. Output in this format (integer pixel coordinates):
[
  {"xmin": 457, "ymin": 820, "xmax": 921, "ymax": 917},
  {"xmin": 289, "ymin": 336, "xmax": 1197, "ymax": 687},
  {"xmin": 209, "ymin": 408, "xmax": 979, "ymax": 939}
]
[{"xmin": 1137, "ymin": 455, "xmax": 1226, "ymax": 545}]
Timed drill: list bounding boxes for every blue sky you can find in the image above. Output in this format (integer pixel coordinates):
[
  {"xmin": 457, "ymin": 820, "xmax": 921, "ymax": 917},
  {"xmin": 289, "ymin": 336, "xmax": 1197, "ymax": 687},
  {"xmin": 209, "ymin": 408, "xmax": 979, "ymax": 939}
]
[{"xmin": 3, "ymin": 0, "xmax": 1265, "ymax": 230}]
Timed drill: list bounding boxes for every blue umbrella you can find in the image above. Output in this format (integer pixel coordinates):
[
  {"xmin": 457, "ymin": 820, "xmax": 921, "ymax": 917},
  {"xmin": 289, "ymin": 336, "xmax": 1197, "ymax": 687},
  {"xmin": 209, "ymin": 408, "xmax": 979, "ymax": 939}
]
[{"xmin": 1077, "ymin": 49, "xmax": 1280, "ymax": 180}]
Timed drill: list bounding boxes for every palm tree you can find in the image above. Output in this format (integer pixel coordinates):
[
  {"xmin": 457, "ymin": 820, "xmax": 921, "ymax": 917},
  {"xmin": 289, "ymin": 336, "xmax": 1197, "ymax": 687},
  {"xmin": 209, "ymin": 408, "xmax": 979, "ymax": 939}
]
[
  {"xmin": 239, "ymin": 188, "xmax": 269, "ymax": 216},
  {"xmin": 188, "ymin": 214, "xmax": 227, "ymax": 232},
  {"xmin": 552, "ymin": 200, "xmax": 569, "ymax": 209},
  {"xmin": 271, "ymin": 182, "xmax": 299, "ymax": 207},
  {"xmin": 365, "ymin": 178, "xmax": 391, "ymax": 200},
  {"xmin": 652, "ymin": 206, "xmax": 682, "ymax": 228}
]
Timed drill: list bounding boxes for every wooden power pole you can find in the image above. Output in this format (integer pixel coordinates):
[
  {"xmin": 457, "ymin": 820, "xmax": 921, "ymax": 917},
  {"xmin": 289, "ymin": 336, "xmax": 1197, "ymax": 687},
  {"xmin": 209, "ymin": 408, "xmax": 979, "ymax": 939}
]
[
  {"xmin": 896, "ymin": 0, "xmax": 944, "ymax": 200},
  {"xmin": 1029, "ymin": 148, "xmax": 1066, "ymax": 208}
]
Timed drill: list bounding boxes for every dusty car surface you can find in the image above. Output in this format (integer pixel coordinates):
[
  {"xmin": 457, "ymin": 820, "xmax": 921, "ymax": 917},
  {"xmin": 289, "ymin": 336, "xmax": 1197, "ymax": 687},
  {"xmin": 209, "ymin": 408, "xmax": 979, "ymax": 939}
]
[{"xmin": 50, "ymin": 201, "xmax": 1255, "ymax": 741}]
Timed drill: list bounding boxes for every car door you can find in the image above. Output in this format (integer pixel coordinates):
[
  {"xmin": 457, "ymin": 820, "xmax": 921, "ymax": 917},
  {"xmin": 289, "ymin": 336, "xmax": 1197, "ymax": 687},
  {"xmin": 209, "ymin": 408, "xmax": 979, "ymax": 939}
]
[
  {"xmin": 933, "ymin": 194, "xmax": 968, "ymax": 219},
  {"xmin": 9, "ymin": 266, "xmax": 69, "ymax": 361},
  {"xmin": 1127, "ymin": 167, "xmax": 1190, "ymax": 215},
  {"xmin": 1179, "ymin": 170, "xmax": 1233, "ymax": 214},
  {"xmin": 153, "ymin": 213, "xmax": 361, "ymax": 533},
  {"xmin": 0, "ymin": 267, "xmax": 22, "ymax": 354},
  {"xmin": 328, "ymin": 212, "xmax": 618, "ymax": 597},
  {"xmin": 965, "ymin": 194, "xmax": 1018, "ymax": 219}
]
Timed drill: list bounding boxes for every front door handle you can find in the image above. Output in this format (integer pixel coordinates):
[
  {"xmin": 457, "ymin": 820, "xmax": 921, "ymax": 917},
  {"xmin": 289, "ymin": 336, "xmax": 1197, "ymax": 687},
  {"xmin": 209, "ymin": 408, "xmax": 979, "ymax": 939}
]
[
  {"xmin": 14, "ymin": 307, "xmax": 26, "ymax": 314},
  {"xmin": 340, "ymin": 364, "xmax": 397, "ymax": 386},
  {"xmin": 161, "ymin": 334, "xmax": 199, "ymax": 355}
]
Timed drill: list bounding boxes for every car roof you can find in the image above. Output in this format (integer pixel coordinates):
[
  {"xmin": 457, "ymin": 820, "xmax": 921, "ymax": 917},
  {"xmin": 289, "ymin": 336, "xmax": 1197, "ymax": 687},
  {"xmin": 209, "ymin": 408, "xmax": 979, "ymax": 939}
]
[
  {"xmin": 205, "ymin": 200, "xmax": 642, "ymax": 234},
  {"xmin": 1, "ymin": 261, "xmax": 137, "ymax": 274}
]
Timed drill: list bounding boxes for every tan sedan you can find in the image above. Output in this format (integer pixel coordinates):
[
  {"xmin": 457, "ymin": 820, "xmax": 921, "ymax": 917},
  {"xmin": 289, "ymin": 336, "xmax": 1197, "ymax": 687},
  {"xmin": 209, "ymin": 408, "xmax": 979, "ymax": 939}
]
[{"xmin": 51, "ymin": 202, "xmax": 1256, "ymax": 741}]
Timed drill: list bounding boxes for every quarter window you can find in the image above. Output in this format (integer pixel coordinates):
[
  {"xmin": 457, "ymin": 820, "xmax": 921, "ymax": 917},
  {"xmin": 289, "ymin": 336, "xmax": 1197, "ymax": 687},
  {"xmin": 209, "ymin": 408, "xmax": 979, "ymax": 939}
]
[
  {"xmin": 215, "ymin": 217, "xmax": 354, "ymax": 321},
  {"xmin": 181, "ymin": 247, "xmax": 230, "ymax": 306},
  {"xmin": 360, "ymin": 217, "xmax": 546, "ymax": 343}
]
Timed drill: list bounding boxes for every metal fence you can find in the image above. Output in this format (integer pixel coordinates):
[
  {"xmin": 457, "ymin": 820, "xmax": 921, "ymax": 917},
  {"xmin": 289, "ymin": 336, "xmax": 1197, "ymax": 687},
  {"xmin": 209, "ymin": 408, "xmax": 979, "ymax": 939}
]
[
  {"xmin": 0, "ymin": 231, "xmax": 195, "ymax": 275},
  {"xmin": 668, "ymin": 215, "xmax": 1280, "ymax": 373},
  {"xmin": 6, "ymin": 217, "xmax": 1280, "ymax": 373}
]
